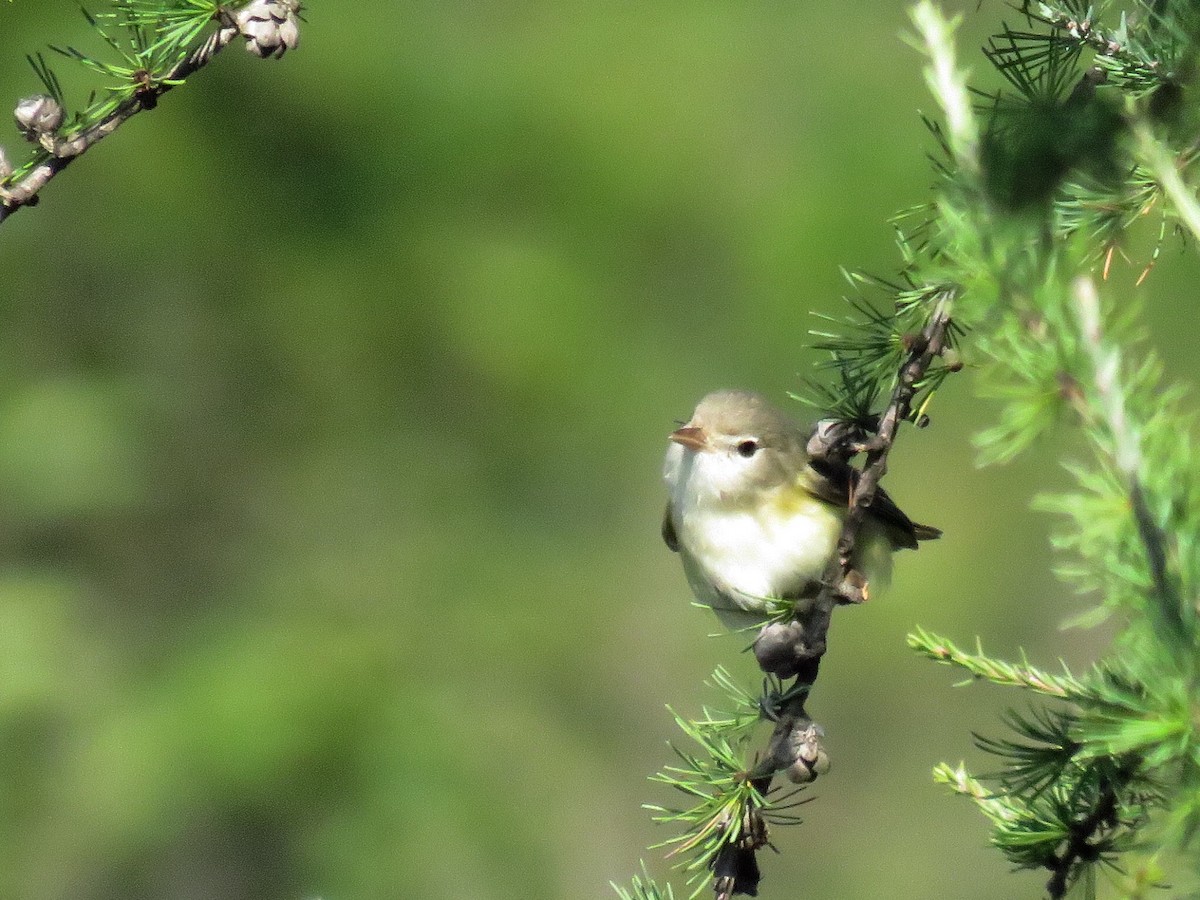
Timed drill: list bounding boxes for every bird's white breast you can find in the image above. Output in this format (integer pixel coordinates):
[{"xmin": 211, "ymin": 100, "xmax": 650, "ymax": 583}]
[
  {"xmin": 677, "ymin": 489, "xmax": 842, "ymax": 600},
  {"xmin": 664, "ymin": 442, "xmax": 845, "ymax": 624}
]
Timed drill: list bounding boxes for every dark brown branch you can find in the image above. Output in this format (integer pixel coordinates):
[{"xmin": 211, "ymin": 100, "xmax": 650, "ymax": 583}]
[
  {"xmin": 1045, "ymin": 777, "xmax": 1120, "ymax": 899},
  {"xmin": 737, "ymin": 291, "xmax": 956, "ymax": 897},
  {"xmin": 762, "ymin": 291, "xmax": 953, "ymax": 758},
  {"xmin": 1130, "ymin": 478, "xmax": 1188, "ymax": 642}
]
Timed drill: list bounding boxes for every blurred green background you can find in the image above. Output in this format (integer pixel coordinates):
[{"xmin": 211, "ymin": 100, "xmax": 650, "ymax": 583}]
[{"xmin": 1, "ymin": 2, "xmax": 1197, "ymax": 898}]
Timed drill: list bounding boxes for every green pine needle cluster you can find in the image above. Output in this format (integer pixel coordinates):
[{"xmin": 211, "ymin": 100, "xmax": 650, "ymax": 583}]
[
  {"xmin": 108, "ymin": 0, "xmax": 221, "ymax": 50},
  {"xmin": 642, "ymin": 668, "xmax": 805, "ymax": 898},
  {"xmin": 5, "ymin": 0, "xmax": 222, "ymax": 183},
  {"xmin": 800, "ymin": 273, "xmax": 963, "ymax": 429},
  {"xmin": 908, "ymin": 628, "xmax": 1091, "ymax": 700},
  {"xmin": 611, "ymin": 863, "xmax": 677, "ymax": 900},
  {"xmin": 916, "ymin": 630, "xmax": 1167, "ymax": 887}
]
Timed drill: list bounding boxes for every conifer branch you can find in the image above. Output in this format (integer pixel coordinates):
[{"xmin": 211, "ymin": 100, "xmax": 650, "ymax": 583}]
[
  {"xmin": 907, "ymin": 1, "xmax": 1200, "ymax": 891},
  {"xmin": 742, "ymin": 293, "xmax": 957, "ymax": 894},
  {"xmin": 1134, "ymin": 119, "xmax": 1200, "ymax": 249},
  {"xmin": 1071, "ymin": 275, "xmax": 1189, "ymax": 653},
  {"xmin": 691, "ymin": 9, "xmax": 970, "ymax": 894},
  {"xmin": 1044, "ymin": 775, "xmax": 1121, "ymax": 900},
  {"xmin": 612, "ymin": 864, "xmax": 677, "ymax": 900},
  {"xmin": 910, "ymin": 1, "xmax": 979, "ymax": 178},
  {"xmin": 0, "ymin": 0, "xmax": 302, "ymax": 225},
  {"xmin": 933, "ymin": 762, "xmax": 1022, "ymax": 824},
  {"xmin": 908, "ymin": 628, "xmax": 1090, "ymax": 700}
]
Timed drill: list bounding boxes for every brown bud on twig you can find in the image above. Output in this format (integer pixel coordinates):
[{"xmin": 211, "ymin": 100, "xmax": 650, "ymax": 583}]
[
  {"xmin": 237, "ymin": 0, "xmax": 302, "ymax": 59},
  {"xmin": 14, "ymin": 95, "xmax": 64, "ymax": 140},
  {"xmin": 839, "ymin": 568, "xmax": 869, "ymax": 603},
  {"xmin": 806, "ymin": 418, "xmax": 873, "ymax": 464},
  {"xmin": 785, "ymin": 722, "xmax": 830, "ymax": 784},
  {"xmin": 1068, "ymin": 66, "xmax": 1107, "ymax": 105},
  {"xmin": 1057, "ymin": 371, "xmax": 1086, "ymax": 412},
  {"xmin": 1022, "ymin": 312, "xmax": 1048, "ymax": 341},
  {"xmin": 754, "ymin": 620, "xmax": 821, "ymax": 679}
]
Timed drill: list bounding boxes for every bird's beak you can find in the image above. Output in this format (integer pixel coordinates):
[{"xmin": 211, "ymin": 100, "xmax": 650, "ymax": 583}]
[{"xmin": 669, "ymin": 425, "xmax": 710, "ymax": 452}]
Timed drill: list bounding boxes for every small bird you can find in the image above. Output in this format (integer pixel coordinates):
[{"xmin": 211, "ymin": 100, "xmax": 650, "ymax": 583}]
[{"xmin": 662, "ymin": 390, "xmax": 939, "ymax": 629}]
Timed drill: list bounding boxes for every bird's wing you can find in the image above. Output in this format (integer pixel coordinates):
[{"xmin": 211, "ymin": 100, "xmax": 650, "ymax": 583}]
[
  {"xmin": 662, "ymin": 502, "xmax": 680, "ymax": 552},
  {"xmin": 802, "ymin": 458, "xmax": 938, "ymax": 550}
]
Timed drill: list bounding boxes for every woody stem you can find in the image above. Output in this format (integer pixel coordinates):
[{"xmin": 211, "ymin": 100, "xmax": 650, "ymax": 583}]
[{"xmin": 738, "ymin": 293, "xmax": 955, "ymax": 895}]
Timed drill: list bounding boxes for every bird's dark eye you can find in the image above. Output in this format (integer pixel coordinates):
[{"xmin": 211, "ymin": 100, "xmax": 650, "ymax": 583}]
[{"xmin": 736, "ymin": 439, "xmax": 759, "ymax": 458}]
